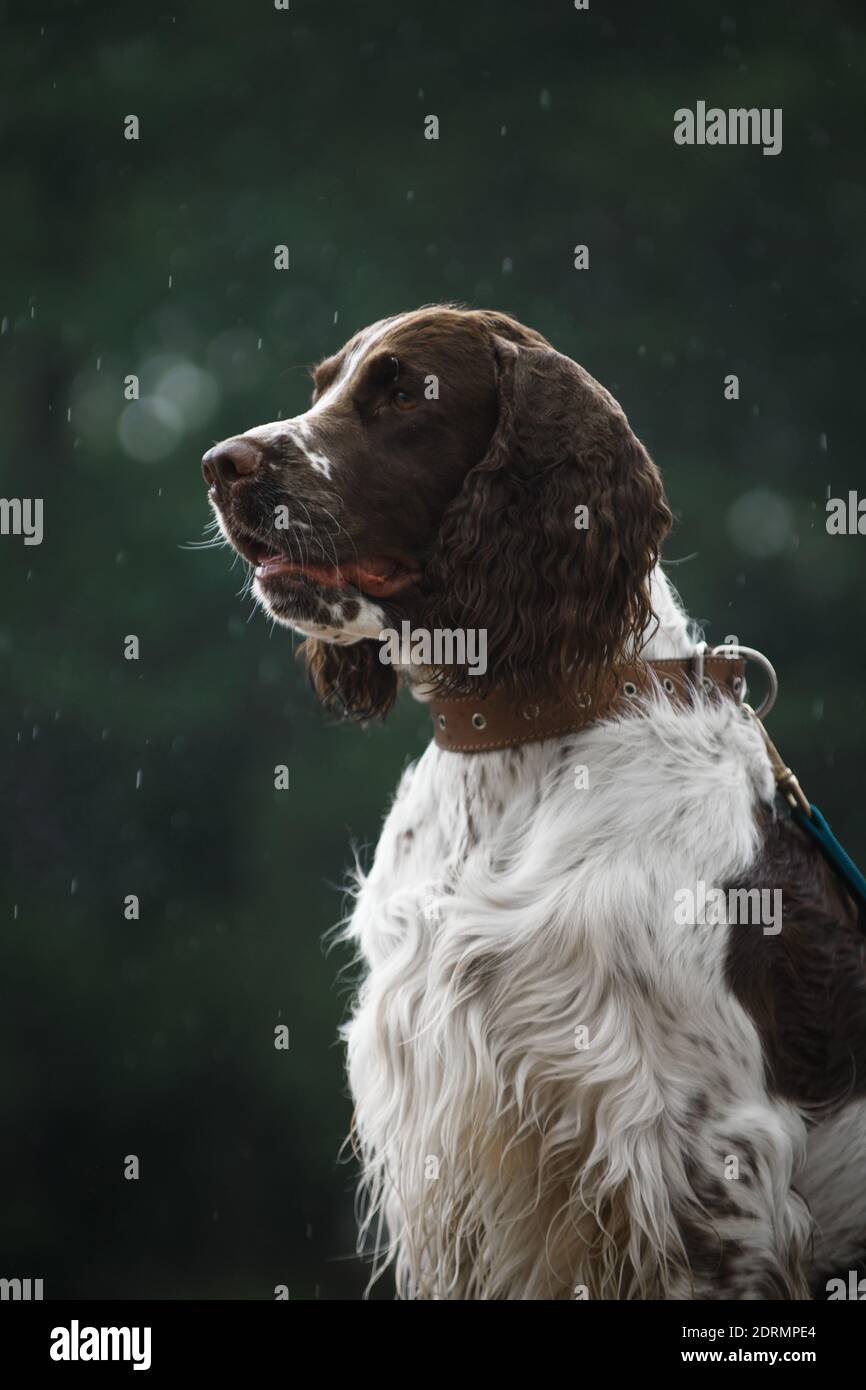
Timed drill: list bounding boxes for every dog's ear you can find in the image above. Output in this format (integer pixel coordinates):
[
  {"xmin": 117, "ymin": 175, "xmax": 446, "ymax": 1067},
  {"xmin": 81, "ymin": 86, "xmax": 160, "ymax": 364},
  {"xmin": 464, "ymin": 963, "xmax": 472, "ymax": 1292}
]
[
  {"xmin": 424, "ymin": 337, "xmax": 672, "ymax": 702},
  {"xmin": 301, "ymin": 637, "xmax": 398, "ymax": 722}
]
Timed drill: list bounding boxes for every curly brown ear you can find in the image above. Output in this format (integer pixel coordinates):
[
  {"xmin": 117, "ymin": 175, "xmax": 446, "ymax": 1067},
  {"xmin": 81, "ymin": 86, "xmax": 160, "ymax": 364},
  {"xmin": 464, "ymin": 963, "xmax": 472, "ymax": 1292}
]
[
  {"xmin": 424, "ymin": 338, "xmax": 672, "ymax": 702},
  {"xmin": 301, "ymin": 637, "xmax": 398, "ymax": 722}
]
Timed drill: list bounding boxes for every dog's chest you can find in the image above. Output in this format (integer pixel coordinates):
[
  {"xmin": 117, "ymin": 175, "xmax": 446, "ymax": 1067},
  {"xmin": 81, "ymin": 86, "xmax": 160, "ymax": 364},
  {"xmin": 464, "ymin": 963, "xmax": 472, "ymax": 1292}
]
[
  {"xmin": 344, "ymin": 707, "xmax": 779, "ymax": 1113},
  {"xmin": 348, "ymin": 742, "xmax": 540, "ymax": 973}
]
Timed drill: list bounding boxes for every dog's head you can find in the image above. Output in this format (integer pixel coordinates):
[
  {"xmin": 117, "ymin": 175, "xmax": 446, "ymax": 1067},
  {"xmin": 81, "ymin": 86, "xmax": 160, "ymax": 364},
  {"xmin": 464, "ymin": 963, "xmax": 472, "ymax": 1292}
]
[{"xmin": 202, "ymin": 306, "xmax": 671, "ymax": 718}]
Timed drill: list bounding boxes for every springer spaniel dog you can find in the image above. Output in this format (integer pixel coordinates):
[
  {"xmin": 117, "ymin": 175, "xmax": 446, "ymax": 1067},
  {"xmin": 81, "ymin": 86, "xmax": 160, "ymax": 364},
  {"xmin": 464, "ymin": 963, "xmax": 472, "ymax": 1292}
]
[{"xmin": 202, "ymin": 306, "xmax": 866, "ymax": 1300}]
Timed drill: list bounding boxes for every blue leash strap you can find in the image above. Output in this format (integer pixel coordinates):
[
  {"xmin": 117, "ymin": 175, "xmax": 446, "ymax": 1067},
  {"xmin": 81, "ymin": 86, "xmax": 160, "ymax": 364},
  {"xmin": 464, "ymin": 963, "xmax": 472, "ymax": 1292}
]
[
  {"xmin": 790, "ymin": 802, "xmax": 866, "ymax": 930},
  {"xmin": 744, "ymin": 702, "xmax": 866, "ymax": 930}
]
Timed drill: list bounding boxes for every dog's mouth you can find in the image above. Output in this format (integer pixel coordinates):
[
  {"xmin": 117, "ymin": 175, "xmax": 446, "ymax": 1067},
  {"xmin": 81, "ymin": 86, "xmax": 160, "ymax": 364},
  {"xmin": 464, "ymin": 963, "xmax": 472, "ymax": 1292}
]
[
  {"xmin": 227, "ymin": 526, "xmax": 421, "ymax": 599},
  {"xmin": 255, "ymin": 549, "xmax": 420, "ymax": 598}
]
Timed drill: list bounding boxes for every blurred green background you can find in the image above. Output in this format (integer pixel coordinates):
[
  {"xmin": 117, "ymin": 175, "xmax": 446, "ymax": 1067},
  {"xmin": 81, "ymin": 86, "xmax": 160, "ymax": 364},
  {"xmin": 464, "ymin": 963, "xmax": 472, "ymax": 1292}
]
[{"xmin": 1, "ymin": 0, "xmax": 864, "ymax": 1299}]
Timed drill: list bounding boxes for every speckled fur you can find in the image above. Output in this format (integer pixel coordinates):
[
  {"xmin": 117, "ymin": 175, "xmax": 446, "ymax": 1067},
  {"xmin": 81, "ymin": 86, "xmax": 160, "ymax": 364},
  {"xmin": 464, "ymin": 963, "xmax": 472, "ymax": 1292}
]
[{"xmin": 341, "ymin": 570, "xmax": 863, "ymax": 1299}]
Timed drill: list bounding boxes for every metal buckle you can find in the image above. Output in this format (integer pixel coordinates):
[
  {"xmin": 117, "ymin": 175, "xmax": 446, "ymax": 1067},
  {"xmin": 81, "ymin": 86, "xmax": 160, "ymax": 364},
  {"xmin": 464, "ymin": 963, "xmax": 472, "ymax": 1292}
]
[{"xmin": 710, "ymin": 642, "xmax": 778, "ymax": 720}]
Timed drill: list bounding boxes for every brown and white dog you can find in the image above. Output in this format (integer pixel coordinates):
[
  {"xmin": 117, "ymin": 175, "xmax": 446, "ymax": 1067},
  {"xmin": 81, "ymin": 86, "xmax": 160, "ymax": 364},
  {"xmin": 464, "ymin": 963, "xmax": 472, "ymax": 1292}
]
[{"xmin": 202, "ymin": 306, "xmax": 866, "ymax": 1299}]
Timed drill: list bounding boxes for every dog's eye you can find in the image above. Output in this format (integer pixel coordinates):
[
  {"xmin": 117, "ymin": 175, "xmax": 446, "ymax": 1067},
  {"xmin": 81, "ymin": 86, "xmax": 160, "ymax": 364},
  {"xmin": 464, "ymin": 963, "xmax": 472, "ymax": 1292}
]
[{"xmin": 393, "ymin": 389, "xmax": 417, "ymax": 411}]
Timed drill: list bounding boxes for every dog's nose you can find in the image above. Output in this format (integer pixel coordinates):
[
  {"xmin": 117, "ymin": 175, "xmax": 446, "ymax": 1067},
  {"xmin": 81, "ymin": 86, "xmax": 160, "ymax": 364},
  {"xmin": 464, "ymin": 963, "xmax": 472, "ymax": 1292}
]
[{"xmin": 201, "ymin": 438, "xmax": 261, "ymax": 486}]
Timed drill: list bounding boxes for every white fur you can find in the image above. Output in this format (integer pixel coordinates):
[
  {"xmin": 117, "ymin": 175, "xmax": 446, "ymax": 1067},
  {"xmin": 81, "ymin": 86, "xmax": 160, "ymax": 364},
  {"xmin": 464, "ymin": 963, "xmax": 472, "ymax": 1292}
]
[
  {"xmin": 335, "ymin": 568, "xmax": 857, "ymax": 1299},
  {"xmin": 799, "ymin": 1101, "xmax": 866, "ymax": 1279}
]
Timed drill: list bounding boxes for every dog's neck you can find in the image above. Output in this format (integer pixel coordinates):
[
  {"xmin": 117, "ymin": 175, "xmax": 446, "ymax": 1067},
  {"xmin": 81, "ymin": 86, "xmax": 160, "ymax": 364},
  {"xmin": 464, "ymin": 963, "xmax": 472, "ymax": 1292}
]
[
  {"xmin": 639, "ymin": 565, "xmax": 697, "ymax": 661},
  {"xmin": 400, "ymin": 562, "xmax": 697, "ymax": 701}
]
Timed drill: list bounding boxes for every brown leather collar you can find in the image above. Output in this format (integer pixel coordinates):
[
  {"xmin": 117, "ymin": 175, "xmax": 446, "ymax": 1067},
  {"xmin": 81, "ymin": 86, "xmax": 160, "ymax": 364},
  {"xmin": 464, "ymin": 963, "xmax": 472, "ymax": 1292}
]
[{"xmin": 428, "ymin": 655, "xmax": 746, "ymax": 753}]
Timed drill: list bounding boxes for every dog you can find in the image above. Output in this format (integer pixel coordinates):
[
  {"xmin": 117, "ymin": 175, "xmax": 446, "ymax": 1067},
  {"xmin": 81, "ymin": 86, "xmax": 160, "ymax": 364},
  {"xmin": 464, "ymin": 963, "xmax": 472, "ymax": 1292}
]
[{"xmin": 202, "ymin": 305, "xmax": 866, "ymax": 1299}]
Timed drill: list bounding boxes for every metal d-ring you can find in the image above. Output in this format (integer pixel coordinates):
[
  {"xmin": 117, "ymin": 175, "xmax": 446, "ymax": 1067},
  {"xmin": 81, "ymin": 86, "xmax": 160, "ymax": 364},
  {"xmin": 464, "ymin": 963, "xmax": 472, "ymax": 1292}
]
[{"xmin": 710, "ymin": 643, "xmax": 779, "ymax": 720}]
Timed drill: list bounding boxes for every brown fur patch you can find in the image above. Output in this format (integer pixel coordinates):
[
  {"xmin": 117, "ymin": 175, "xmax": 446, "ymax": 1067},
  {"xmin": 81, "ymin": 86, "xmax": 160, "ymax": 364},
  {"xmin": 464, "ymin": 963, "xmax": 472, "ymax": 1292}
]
[{"xmin": 725, "ymin": 800, "xmax": 866, "ymax": 1108}]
